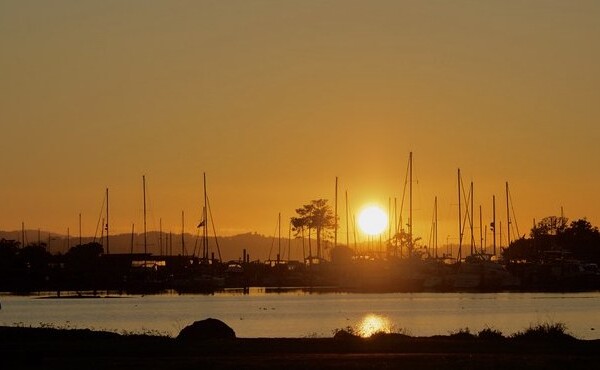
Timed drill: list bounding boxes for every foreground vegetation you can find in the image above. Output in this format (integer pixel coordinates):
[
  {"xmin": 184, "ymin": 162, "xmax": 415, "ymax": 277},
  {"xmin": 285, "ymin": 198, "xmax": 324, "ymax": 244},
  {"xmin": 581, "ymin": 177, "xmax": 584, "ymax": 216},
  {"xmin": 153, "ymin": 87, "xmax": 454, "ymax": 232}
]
[{"xmin": 1, "ymin": 321, "xmax": 598, "ymax": 370}]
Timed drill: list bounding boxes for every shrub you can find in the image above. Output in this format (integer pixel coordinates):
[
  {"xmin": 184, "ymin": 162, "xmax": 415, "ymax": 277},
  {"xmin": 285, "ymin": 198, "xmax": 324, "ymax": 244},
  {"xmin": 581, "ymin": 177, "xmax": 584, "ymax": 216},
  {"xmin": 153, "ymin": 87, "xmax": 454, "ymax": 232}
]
[
  {"xmin": 333, "ymin": 326, "xmax": 358, "ymax": 339},
  {"xmin": 478, "ymin": 327, "xmax": 504, "ymax": 340},
  {"xmin": 448, "ymin": 327, "xmax": 476, "ymax": 340},
  {"xmin": 512, "ymin": 322, "xmax": 575, "ymax": 341}
]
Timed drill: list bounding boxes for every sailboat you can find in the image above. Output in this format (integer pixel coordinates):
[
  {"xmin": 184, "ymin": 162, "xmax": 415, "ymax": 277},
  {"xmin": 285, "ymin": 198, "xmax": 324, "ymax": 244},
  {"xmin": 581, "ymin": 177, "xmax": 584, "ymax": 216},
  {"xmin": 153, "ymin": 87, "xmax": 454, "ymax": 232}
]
[
  {"xmin": 450, "ymin": 177, "xmax": 520, "ymax": 290},
  {"xmin": 173, "ymin": 173, "xmax": 225, "ymax": 293}
]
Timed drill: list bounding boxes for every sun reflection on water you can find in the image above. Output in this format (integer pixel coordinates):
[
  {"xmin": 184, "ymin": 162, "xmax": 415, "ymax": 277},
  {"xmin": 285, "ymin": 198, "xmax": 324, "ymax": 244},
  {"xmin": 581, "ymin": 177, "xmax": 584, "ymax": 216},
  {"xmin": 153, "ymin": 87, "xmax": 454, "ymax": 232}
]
[{"xmin": 358, "ymin": 314, "xmax": 392, "ymax": 337}]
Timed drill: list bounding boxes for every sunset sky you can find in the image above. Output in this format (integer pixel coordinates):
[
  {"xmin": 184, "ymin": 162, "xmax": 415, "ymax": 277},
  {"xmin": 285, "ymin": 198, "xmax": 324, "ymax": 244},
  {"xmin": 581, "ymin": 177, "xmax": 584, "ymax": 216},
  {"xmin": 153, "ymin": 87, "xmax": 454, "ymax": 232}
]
[{"xmin": 1, "ymin": 1, "xmax": 599, "ymax": 248}]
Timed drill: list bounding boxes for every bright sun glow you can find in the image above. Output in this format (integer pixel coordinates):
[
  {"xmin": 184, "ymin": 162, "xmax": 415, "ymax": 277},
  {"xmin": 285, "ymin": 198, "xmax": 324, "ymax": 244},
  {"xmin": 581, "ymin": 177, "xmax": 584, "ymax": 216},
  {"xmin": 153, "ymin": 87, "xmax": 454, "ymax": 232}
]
[
  {"xmin": 358, "ymin": 206, "xmax": 388, "ymax": 236},
  {"xmin": 358, "ymin": 314, "xmax": 392, "ymax": 337}
]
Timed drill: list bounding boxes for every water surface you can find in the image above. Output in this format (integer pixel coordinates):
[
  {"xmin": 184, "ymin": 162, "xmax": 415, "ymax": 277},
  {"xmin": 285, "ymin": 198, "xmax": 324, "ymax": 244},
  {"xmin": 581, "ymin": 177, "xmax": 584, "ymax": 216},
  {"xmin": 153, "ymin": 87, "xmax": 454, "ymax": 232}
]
[{"xmin": 1, "ymin": 290, "xmax": 598, "ymax": 339}]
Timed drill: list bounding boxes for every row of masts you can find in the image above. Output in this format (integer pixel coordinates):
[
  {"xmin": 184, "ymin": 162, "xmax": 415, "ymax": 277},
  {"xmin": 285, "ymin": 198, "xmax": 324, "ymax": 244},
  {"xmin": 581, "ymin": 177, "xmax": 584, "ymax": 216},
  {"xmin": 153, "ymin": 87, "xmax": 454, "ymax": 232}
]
[
  {"xmin": 52, "ymin": 172, "xmax": 217, "ymax": 258},
  {"xmin": 264, "ymin": 151, "xmax": 519, "ymax": 262},
  {"xmin": 326, "ymin": 152, "xmax": 519, "ymax": 261},
  {"xmin": 19, "ymin": 155, "xmax": 520, "ymax": 261}
]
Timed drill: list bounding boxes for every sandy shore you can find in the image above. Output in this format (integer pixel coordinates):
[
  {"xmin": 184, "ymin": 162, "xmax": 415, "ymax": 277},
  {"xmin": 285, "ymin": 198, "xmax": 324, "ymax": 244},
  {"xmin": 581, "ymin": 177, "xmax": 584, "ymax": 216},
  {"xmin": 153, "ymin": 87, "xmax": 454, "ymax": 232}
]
[{"xmin": 1, "ymin": 326, "xmax": 599, "ymax": 369}]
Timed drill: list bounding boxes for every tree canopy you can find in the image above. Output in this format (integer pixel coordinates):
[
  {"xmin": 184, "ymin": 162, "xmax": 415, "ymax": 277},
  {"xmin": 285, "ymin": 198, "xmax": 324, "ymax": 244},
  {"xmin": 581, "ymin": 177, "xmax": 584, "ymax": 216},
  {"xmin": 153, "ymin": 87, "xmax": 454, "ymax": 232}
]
[
  {"xmin": 502, "ymin": 216, "xmax": 600, "ymax": 263},
  {"xmin": 291, "ymin": 199, "xmax": 337, "ymax": 261}
]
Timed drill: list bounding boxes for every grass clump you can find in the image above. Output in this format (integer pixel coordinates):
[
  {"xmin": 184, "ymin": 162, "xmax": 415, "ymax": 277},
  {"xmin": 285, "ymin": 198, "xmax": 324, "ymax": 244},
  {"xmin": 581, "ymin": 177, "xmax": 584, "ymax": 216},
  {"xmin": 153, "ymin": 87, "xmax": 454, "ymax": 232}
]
[
  {"xmin": 448, "ymin": 327, "xmax": 476, "ymax": 340},
  {"xmin": 512, "ymin": 322, "xmax": 575, "ymax": 341},
  {"xmin": 477, "ymin": 327, "xmax": 504, "ymax": 340},
  {"xmin": 332, "ymin": 326, "xmax": 359, "ymax": 339}
]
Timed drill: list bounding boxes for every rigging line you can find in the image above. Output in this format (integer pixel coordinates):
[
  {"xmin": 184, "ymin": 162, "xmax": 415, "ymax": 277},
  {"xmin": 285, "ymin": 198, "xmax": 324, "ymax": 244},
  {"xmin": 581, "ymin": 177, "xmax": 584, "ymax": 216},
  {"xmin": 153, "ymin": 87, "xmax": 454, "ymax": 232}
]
[
  {"xmin": 427, "ymin": 201, "xmax": 435, "ymax": 256},
  {"xmin": 459, "ymin": 178, "xmax": 469, "ymax": 242},
  {"xmin": 397, "ymin": 156, "xmax": 410, "ymax": 233},
  {"xmin": 93, "ymin": 193, "xmax": 106, "ymax": 243},
  {"xmin": 267, "ymin": 214, "xmax": 279, "ymax": 261},
  {"xmin": 193, "ymin": 227, "xmax": 200, "ymax": 257},
  {"xmin": 287, "ymin": 219, "xmax": 292, "ymax": 261},
  {"xmin": 191, "ymin": 228, "xmax": 201, "ymax": 258},
  {"xmin": 192, "ymin": 198, "xmax": 202, "ymax": 257},
  {"xmin": 144, "ymin": 179, "xmax": 160, "ymax": 253},
  {"xmin": 460, "ymin": 180, "xmax": 474, "ymax": 240},
  {"xmin": 508, "ymin": 186, "xmax": 521, "ymax": 238},
  {"xmin": 206, "ymin": 196, "xmax": 222, "ymax": 262}
]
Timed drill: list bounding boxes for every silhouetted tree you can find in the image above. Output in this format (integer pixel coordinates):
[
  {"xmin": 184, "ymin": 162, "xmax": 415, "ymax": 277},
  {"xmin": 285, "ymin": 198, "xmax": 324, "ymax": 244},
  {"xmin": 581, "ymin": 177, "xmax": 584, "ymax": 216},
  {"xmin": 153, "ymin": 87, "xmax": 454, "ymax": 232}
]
[
  {"xmin": 291, "ymin": 205, "xmax": 312, "ymax": 259},
  {"xmin": 0, "ymin": 239, "xmax": 21, "ymax": 282},
  {"xmin": 63, "ymin": 242, "xmax": 104, "ymax": 289},
  {"xmin": 559, "ymin": 219, "xmax": 600, "ymax": 263},
  {"xmin": 291, "ymin": 199, "xmax": 336, "ymax": 260},
  {"xmin": 503, "ymin": 216, "xmax": 600, "ymax": 263},
  {"xmin": 388, "ymin": 230, "xmax": 422, "ymax": 258},
  {"xmin": 530, "ymin": 216, "xmax": 568, "ymax": 238},
  {"xmin": 0, "ymin": 239, "xmax": 20, "ymax": 265},
  {"xmin": 501, "ymin": 237, "xmax": 536, "ymax": 262},
  {"xmin": 19, "ymin": 243, "xmax": 52, "ymax": 271},
  {"xmin": 64, "ymin": 242, "xmax": 104, "ymax": 263}
]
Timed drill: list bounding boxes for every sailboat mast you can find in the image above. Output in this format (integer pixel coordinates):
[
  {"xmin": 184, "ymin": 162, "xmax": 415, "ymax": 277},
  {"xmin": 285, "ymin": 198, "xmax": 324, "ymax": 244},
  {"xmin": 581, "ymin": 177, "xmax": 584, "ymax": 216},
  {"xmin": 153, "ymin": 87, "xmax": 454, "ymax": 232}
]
[
  {"xmin": 203, "ymin": 172, "xmax": 208, "ymax": 260},
  {"xmin": 334, "ymin": 176, "xmax": 338, "ymax": 249},
  {"xmin": 388, "ymin": 197, "xmax": 392, "ymax": 242},
  {"xmin": 457, "ymin": 169, "xmax": 462, "ymax": 261},
  {"xmin": 394, "ymin": 197, "xmax": 398, "ymax": 257},
  {"xmin": 345, "ymin": 190, "xmax": 350, "ymax": 247},
  {"xmin": 159, "ymin": 218, "xmax": 163, "ymax": 256},
  {"xmin": 479, "ymin": 205, "xmax": 483, "ymax": 254},
  {"xmin": 492, "ymin": 195, "xmax": 496, "ymax": 256},
  {"xmin": 79, "ymin": 213, "xmax": 82, "ymax": 246},
  {"xmin": 288, "ymin": 219, "xmax": 291, "ymax": 261},
  {"xmin": 434, "ymin": 196, "xmax": 438, "ymax": 259},
  {"xmin": 278, "ymin": 212, "xmax": 281, "ymax": 262},
  {"xmin": 181, "ymin": 210, "xmax": 185, "ymax": 256},
  {"xmin": 143, "ymin": 175, "xmax": 147, "ymax": 256},
  {"xmin": 105, "ymin": 188, "xmax": 109, "ymax": 254},
  {"xmin": 352, "ymin": 214, "xmax": 358, "ymax": 251},
  {"xmin": 409, "ymin": 152, "xmax": 413, "ymax": 253},
  {"xmin": 130, "ymin": 223, "xmax": 135, "ymax": 255},
  {"xmin": 470, "ymin": 181, "xmax": 474, "ymax": 256},
  {"xmin": 506, "ymin": 182, "xmax": 511, "ymax": 246}
]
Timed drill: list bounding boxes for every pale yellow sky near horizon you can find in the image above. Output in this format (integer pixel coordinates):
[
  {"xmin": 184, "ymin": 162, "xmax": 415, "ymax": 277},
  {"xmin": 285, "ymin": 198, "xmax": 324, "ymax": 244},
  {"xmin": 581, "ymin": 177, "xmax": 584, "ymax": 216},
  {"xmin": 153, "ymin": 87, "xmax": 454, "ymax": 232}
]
[{"xmin": 1, "ymin": 1, "xmax": 599, "ymax": 247}]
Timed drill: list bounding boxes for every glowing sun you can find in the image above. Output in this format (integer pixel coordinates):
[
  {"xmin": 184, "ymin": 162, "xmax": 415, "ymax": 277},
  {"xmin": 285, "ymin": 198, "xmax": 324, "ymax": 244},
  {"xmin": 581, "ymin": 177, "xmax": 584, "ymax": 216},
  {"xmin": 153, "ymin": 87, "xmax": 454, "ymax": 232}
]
[
  {"xmin": 358, "ymin": 205, "xmax": 388, "ymax": 236},
  {"xmin": 358, "ymin": 314, "xmax": 392, "ymax": 337}
]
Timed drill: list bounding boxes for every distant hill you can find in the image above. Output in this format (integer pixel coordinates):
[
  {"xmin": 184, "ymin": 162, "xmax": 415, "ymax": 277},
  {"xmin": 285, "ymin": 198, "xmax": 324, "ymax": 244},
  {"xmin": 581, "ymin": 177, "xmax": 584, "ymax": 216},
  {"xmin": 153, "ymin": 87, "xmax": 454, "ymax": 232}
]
[
  {"xmin": 1, "ymin": 230, "xmax": 464, "ymax": 262},
  {"xmin": 0, "ymin": 230, "xmax": 311, "ymax": 262}
]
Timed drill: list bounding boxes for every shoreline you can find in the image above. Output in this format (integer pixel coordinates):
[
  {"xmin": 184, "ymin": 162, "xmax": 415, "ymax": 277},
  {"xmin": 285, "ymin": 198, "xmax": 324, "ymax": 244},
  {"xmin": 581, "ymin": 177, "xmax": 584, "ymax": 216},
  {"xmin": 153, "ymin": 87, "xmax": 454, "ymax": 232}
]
[{"xmin": 1, "ymin": 325, "xmax": 599, "ymax": 370}]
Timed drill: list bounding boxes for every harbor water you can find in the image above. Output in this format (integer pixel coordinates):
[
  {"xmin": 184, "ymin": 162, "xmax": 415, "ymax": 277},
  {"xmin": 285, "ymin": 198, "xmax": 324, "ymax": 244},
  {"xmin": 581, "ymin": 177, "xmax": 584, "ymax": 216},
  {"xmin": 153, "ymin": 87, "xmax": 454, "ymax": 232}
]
[{"xmin": 1, "ymin": 290, "xmax": 599, "ymax": 339}]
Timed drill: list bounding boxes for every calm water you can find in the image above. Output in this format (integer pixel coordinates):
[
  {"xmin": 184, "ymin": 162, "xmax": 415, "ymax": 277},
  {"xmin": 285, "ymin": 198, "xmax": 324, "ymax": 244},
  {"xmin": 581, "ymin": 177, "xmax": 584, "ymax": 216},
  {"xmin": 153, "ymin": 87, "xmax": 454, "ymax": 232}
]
[{"xmin": 1, "ymin": 290, "xmax": 599, "ymax": 339}]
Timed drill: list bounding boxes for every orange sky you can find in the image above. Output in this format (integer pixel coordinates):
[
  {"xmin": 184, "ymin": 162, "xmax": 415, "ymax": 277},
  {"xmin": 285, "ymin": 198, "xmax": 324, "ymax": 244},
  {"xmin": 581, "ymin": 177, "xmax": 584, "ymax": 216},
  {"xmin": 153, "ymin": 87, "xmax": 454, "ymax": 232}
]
[{"xmin": 1, "ymin": 1, "xmax": 599, "ymax": 247}]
